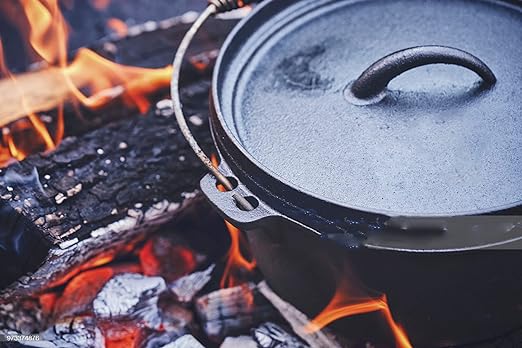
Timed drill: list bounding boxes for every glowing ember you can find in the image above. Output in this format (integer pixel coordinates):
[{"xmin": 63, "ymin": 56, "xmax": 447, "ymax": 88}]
[
  {"xmin": 139, "ymin": 236, "xmax": 201, "ymax": 282},
  {"xmin": 38, "ymin": 292, "xmax": 58, "ymax": 317},
  {"xmin": 211, "ymin": 154, "xmax": 257, "ymax": 288},
  {"xmin": 0, "ymin": 0, "xmax": 172, "ymax": 166},
  {"xmin": 47, "ymin": 251, "xmax": 118, "ymax": 289},
  {"xmin": 304, "ymin": 275, "xmax": 412, "ymax": 348},
  {"xmin": 0, "ymin": 39, "xmax": 58, "ymax": 157},
  {"xmin": 101, "ymin": 323, "xmax": 142, "ymax": 348},
  {"xmin": 53, "ymin": 266, "xmax": 120, "ymax": 318},
  {"xmin": 22, "ymin": 0, "xmax": 68, "ymax": 67},
  {"xmin": 91, "ymin": 0, "xmax": 111, "ymax": 11},
  {"xmin": 106, "ymin": 18, "xmax": 128, "ymax": 37}
]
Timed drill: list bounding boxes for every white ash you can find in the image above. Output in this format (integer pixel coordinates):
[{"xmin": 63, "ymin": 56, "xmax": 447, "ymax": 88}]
[
  {"xmin": 66, "ymin": 183, "xmax": 82, "ymax": 197},
  {"xmin": 159, "ymin": 302, "xmax": 194, "ymax": 333},
  {"xmin": 102, "ymin": 42, "xmax": 117, "ymax": 54},
  {"xmin": 89, "ymin": 200, "xmax": 178, "ymax": 239},
  {"xmin": 0, "ymin": 299, "xmax": 45, "ymax": 334},
  {"xmin": 0, "ymin": 197, "xmax": 196, "ymax": 301},
  {"xmin": 38, "ymin": 316, "xmax": 105, "ymax": 348},
  {"xmin": 58, "ymin": 238, "xmax": 79, "ymax": 249},
  {"xmin": 253, "ymin": 322, "xmax": 309, "ymax": 348},
  {"xmin": 140, "ymin": 331, "xmax": 185, "ymax": 348},
  {"xmin": 195, "ymin": 282, "xmax": 278, "ymax": 341},
  {"xmin": 93, "ymin": 273, "xmax": 166, "ymax": 329},
  {"xmin": 181, "ymin": 191, "xmax": 197, "ymax": 199},
  {"xmin": 220, "ymin": 336, "xmax": 258, "ymax": 348},
  {"xmin": 155, "ymin": 99, "xmax": 174, "ymax": 117},
  {"xmin": 52, "ymin": 263, "xmax": 141, "ymax": 320},
  {"xmin": 161, "ymin": 334, "xmax": 206, "ymax": 348},
  {"xmin": 169, "ymin": 264, "xmax": 215, "ymax": 303},
  {"xmin": 143, "ymin": 20, "xmax": 158, "ymax": 32},
  {"xmin": 60, "ymin": 224, "xmax": 82, "ymax": 240},
  {"xmin": 188, "ymin": 114, "xmax": 204, "ymax": 126},
  {"xmin": 55, "ymin": 193, "xmax": 67, "ymax": 204},
  {"xmin": 257, "ymin": 281, "xmax": 342, "ymax": 348}
]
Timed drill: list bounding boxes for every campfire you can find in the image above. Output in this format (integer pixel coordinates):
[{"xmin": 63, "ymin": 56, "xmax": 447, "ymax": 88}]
[{"xmin": 0, "ymin": 1, "xmax": 520, "ymax": 348}]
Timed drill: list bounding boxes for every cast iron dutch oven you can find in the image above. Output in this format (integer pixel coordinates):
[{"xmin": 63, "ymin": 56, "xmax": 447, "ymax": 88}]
[{"xmin": 172, "ymin": 0, "xmax": 522, "ymax": 346}]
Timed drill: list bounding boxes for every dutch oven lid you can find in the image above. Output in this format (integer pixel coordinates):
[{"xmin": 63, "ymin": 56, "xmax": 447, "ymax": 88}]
[{"xmin": 216, "ymin": 0, "xmax": 522, "ymax": 216}]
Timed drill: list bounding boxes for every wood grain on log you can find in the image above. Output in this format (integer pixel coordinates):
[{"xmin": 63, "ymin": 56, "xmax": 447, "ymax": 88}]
[
  {"xmin": 0, "ymin": 7, "xmax": 239, "ymax": 304},
  {"xmin": 0, "ymin": 74, "xmax": 216, "ymax": 297}
]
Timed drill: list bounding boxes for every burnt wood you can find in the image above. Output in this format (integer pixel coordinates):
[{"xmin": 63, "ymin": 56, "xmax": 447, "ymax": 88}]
[
  {"xmin": 0, "ymin": 13, "xmax": 237, "ymax": 128},
  {"xmin": 0, "ymin": 75, "xmax": 215, "ymax": 297},
  {"xmin": 0, "ymin": 11, "xmax": 238, "ymax": 298},
  {"xmin": 257, "ymin": 281, "xmax": 343, "ymax": 348},
  {"xmin": 61, "ymin": 14, "xmax": 236, "ymax": 138},
  {"xmin": 195, "ymin": 283, "xmax": 278, "ymax": 342}
]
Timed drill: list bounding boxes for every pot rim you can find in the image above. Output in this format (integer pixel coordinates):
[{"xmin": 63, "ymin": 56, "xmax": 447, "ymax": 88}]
[{"xmin": 211, "ymin": 0, "xmax": 522, "ymax": 218}]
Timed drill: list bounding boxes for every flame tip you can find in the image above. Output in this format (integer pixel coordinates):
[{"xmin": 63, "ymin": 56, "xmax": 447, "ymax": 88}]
[{"xmin": 0, "ymin": 0, "xmax": 172, "ymax": 166}]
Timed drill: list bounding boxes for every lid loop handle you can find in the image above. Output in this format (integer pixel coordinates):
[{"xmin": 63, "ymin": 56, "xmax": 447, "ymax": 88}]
[
  {"xmin": 171, "ymin": 2, "xmax": 256, "ymax": 211},
  {"xmin": 349, "ymin": 45, "xmax": 496, "ymax": 101}
]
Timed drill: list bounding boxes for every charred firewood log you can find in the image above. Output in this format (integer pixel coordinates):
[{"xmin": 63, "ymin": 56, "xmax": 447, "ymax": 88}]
[
  {"xmin": 0, "ymin": 74, "xmax": 217, "ymax": 297},
  {"xmin": 195, "ymin": 283, "xmax": 279, "ymax": 342},
  {"xmin": 257, "ymin": 281, "xmax": 343, "ymax": 348},
  {"xmin": 0, "ymin": 13, "xmax": 237, "ymax": 129},
  {"xmin": 0, "ymin": 9, "xmax": 240, "ymax": 296},
  {"xmin": 252, "ymin": 322, "xmax": 309, "ymax": 348},
  {"xmin": 169, "ymin": 264, "xmax": 215, "ymax": 303}
]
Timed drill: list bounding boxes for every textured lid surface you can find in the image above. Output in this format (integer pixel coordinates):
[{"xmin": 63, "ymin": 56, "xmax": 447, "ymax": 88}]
[{"xmin": 217, "ymin": 0, "xmax": 522, "ymax": 215}]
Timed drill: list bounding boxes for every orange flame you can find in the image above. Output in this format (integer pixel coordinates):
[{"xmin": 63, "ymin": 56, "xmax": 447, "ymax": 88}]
[
  {"xmin": 0, "ymin": 39, "xmax": 57, "ymax": 154},
  {"xmin": 304, "ymin": 273, "xmax": 412, "ymax": 348},
  {"xmin": 211, "ymin": 154, "xmax": 257, "ymax": 288},
  {"xmin": 220, "ymin": 221, "xmax": 257, "ymax": 288},
  {"xmin": 106, "ymin": 18, "xmax": 128, "ymax": 37},
  {"xmin": 0, "ymin": 0, "xmax": 172, "ymax": 166},
  {"xmin": 91, "ymin": 0, "xmax": 111, "ymax": 11},
  {"xmin": 64, "ymin": 48, "xmax": 172, "ymax": 112},
  {"xmin": 23, "ymin": 0, "xmax": 68, "ymax": 67}
]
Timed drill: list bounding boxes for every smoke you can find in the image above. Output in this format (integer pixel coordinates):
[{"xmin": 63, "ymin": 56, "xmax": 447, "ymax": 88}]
[{"xmin": 2, "ymin": 166, "xmax": 45, "ymax": 196}]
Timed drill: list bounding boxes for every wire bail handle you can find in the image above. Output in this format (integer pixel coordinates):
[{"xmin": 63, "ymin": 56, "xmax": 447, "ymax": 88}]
[{"xmin": 171, "ymin": 1, "xmax": 256, "ymax": 211}]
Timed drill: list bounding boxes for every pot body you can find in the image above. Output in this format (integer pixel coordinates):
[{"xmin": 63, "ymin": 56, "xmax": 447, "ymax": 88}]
[
  {"xmin": 245, "ymin": 216, "xmax": 522, "ymax": 347},
  {"xmin": 202, "ymin": 97, "xmax": 522, "ymax": 347},
  {"xmin": 246, "ymin": 213, "xmax": 522, "ymax": 347},
  {"xmin": 198, "ymin": 0, "xmax": 522, "ymax": 345},
  {"xmin": 200, "ymin": 148, "xmax": 522, "ymax": 347}
]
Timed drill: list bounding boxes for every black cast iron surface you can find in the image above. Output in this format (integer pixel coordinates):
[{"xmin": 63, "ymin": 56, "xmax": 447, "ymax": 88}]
[
  {"xmin": 216, "ymin": 0, "xmax": 522, "ymax": 216},
  {"xmin": 202, "ymin": 0, "xmax": 522, "ymax": 345},
  {"xmin": 348, "ymin": 45, "xmax": 497, "ymax": 101}
]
